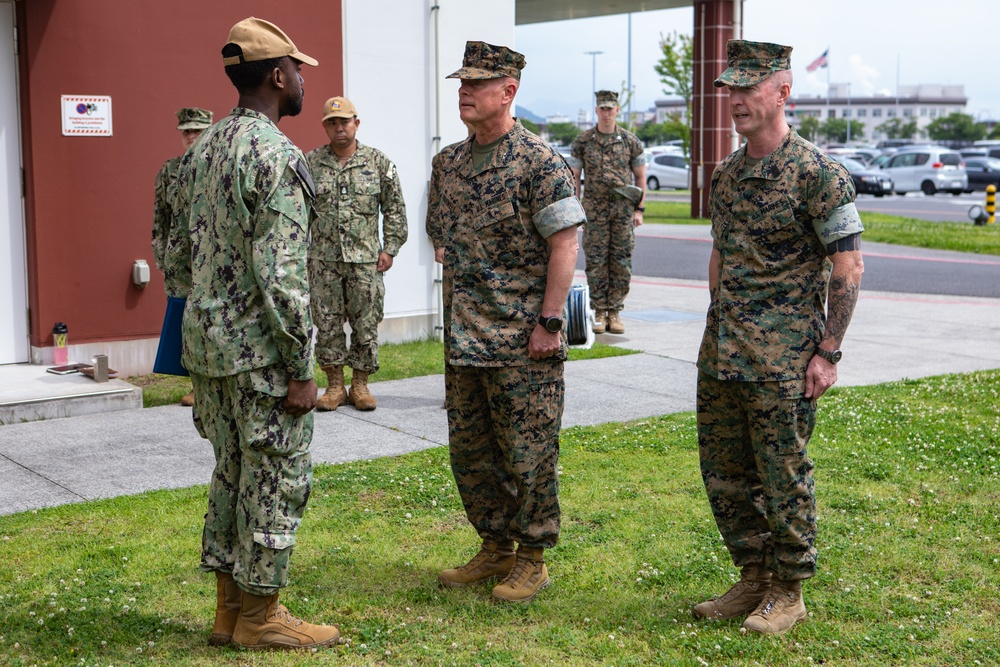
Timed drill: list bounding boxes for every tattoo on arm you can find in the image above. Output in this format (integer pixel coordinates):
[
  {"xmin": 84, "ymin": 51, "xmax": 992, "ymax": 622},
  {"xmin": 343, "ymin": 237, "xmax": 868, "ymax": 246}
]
[
  {"xmin": 826, "ymin": 232, "xmax": 861, "ymax": 256},
  {"xmin": 826, "ymin": 262, "xmax": 862, "ymax": 347}
]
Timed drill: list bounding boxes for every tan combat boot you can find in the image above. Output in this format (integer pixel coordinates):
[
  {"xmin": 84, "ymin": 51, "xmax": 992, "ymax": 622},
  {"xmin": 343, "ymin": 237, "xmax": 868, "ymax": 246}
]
[
  {"xmin": 348, "ymin": 369, "xmax": 376, "ymax": 411},
  {"xmin": 492, "ymin": 546, "xmax": 550, "ymax": 603},
  {"xmin": 231, "ymin": 592, "xmax": 340, "ymax": 650},
  {"xmin": 208, "ymin": 571, "xmax": 242, "ymax": 646},
  {"xmin": 742, "ymin": 578, "xmax": 807, "ymax": 634},
  {"xmin": 592, "ymin": 310, "xmax": 607, "ymax": 334},
  {"xmin": 607, "ymin": 311, "xmax": 625, "ymax": 334},
  {"xmin": 439, "ymin": 539, "xmax": 516, "ymax": 588},
  {"xmin": 180, "ymin": 391, "xmax": 195, "ymax": 407},
  {"xmin": 693, "ymin": 564, "xmax": 772, "ymax": 620},
  {"xmin": 316, "ymin": 365, "xmax": 348, "ymax": 411}
]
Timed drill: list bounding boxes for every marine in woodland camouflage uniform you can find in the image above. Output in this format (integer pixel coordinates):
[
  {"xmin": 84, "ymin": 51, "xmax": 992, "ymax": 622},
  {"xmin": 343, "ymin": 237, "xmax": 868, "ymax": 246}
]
[
  {"xmin": 693, "ymin": 40, "xmax": 864, "ymax": 634},
  {"xmin": 428, "ymin": 41, "xmax": 585, "ymax": 603},
  {"xmin": 165, "ymin": 17, "xmax": 338, "ymax": 651},
  {"xmin": 151, "ymin": 107, "xmax": 212, "ymax": 272},
  {"xmin": 568, "ymin": 91, "xmax": 646, "ymax": 333},
  {"xmin": 306, "ymin": 96, "xmax": 407, "ymax": 410}
]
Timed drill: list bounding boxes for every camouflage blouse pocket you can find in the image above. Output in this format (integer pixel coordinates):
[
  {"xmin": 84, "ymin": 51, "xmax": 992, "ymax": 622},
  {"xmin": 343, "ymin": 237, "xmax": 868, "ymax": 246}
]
[
  {"xmin": 744, "ymin": 201, "xmax": 804, "ymax": 266},
  {"xmin": 354, "ymin": 180, "xmax": 380, "ymax": 215},
  {"xmin": 473, "ymin": 198, "xmax": 526, "ymax": 268}
]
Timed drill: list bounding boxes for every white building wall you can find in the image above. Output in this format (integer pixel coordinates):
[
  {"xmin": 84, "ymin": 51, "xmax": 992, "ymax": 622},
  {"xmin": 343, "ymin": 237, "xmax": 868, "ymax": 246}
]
[{"xmin": 341, "ymin": 0, "xmax": 515, "ymax": 343}]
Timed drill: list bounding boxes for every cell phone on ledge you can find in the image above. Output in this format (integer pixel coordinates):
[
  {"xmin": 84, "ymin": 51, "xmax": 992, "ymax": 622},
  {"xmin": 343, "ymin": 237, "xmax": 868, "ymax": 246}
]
[{"xmin": 46, "ymin": 363, "xmax": 90, "ymax": 375}]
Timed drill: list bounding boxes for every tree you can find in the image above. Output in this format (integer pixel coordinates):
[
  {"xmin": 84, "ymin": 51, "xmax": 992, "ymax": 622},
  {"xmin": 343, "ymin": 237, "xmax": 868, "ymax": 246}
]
[
  {"xmin": 635, "ymin": 115, "xmax": 686, "ymax": 146},
  {"xmin": 989, "ymin": 125, "xmax": 1000, "ymax": 141},
  {"xmin": 654, "ymin": 31, "xmax": 693, "ymax": 157},
  {"xmin": 820, "ymin": 118, "xmax": 866, "ymax": 144},
  {"xmin": 546, "ymin": 122, "xmax": 580, "ymax": 145},
  {"xmin": 520, "ymin": 118, "xmax": 539, "ymax": 135},
  {"xmin": 926, "ymin": 113, "xmax": 986, "ymax": 142},
  {"xmin": 876, "ymin": 118, "xmax": 918, "ymax": 140},
  {"xmin": 797, "ymin": 116, "xmax": 820, "ymax": 143}
]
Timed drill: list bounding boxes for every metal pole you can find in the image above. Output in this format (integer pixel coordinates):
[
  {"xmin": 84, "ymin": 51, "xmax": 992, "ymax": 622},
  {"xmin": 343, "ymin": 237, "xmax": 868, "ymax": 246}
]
[{"xmin": 584, "ymin": 50, "xmax": 603, "ymax": 123}]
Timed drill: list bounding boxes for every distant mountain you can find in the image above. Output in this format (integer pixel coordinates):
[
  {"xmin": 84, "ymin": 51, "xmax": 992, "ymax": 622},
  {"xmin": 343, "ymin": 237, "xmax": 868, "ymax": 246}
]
[{"xmin": 515, "ymin": 106, "xmax": 544, "ymax": 124}]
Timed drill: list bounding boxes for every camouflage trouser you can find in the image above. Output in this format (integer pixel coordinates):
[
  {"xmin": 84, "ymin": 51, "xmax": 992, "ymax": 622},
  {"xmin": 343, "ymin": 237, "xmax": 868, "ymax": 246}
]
[
  {"xmin": 191, "ymin": 366, "xmax": 314, "ymax": 595},
  {"xmin": 696, "ymin": 371, "xmax": 818, "ymax": 581},
  {"xmin": 445, "ymin": 362, "xmax": 564, "ymax": 549},
  {"xmin": 582, "ymin": 195, "xmax": 635, "ymax": 312},
  {"xmin": 309, "ymin": 258, "xmax": 385, "ymax": 373}
]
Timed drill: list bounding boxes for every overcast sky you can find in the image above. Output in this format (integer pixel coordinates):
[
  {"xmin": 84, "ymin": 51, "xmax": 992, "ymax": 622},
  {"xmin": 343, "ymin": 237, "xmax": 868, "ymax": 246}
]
[{"xmin": 515, "ymin": 0, "xmax": 997, "ymax": 123}]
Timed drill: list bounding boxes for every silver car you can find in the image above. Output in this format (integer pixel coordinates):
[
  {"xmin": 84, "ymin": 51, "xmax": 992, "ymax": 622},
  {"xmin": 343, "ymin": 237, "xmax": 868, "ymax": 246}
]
[
  {"xmin": 878, "ymin": 147, "xmax": 968, "ymax": 196},
  {"xmin": 645, "ymin": 152, "xmax": 689, "ymax": 190}
]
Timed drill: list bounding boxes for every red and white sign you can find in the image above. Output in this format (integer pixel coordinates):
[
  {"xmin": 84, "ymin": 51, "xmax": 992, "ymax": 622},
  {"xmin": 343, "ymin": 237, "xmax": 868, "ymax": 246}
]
[{"xmin": 61, "ymin": 95, "xmax": 113, "ymax": 136}]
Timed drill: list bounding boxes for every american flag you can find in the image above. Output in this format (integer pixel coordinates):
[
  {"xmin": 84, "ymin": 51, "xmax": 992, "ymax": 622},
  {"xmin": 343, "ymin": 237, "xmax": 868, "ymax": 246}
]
[{"xmin": 806, "ymin": 49, "xmax": 829, "ymax": 73}]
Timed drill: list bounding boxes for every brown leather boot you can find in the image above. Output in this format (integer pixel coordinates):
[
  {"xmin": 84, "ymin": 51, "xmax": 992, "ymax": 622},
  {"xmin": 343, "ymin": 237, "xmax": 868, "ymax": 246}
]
[
  {"xmin": 607, "ymin": 311, "xmax": 625, "ymax": 334},
  {"xmin": 693, "ymin": 564, "xmax": 772, "ymax": 620},
  {"xmin": 208, "ymin": 571, "xmax": 242, "ymax": 646},
  {"xmin": 439, "ymin": 539, "xmax": 516, "ymax": 588},
  {"xmin": 316, "ymin": 365, "xmax": 348, "ymax": 411},
  {"xmin": 492, "ymin": 547, "xmax": 550, "ymax": 603},
  {"xmin": 592, "ymin": 310, "xmax": 607, "ymax": 334},
  {"xmin": 231, "ymin": 591, "xmax": 340, "ymax": 650},
  {"xmin": 180, "ymin": 391, "xmax": 195, "ymax": 407},
  {"xmin": 348, "ymin": 369, "xmax": 376, "ymax": 411},
  {"xmin": 742, "ymin": 578, "xmax": 807, "ymax": 634}
]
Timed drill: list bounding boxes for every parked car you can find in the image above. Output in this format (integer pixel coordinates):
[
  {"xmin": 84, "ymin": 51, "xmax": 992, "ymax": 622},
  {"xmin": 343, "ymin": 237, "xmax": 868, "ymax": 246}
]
[
  {"xmin": 876, "ymin": 147, "xmax": 968, "ymax": 195},
  {"xmin": 830, "ymin": 155, "xmax": 893, "ymax": 197},
  {"xmin": 645, "ymin": 151, "xmax": 689, "ymax": 190},
  {"xmin": 962, "ymin": 157, "xmax": 1000, "ymax": 191}
]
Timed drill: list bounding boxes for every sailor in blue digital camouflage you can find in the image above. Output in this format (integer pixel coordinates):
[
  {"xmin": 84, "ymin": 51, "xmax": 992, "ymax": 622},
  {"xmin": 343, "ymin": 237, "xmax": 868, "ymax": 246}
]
[
  {"xmin": 691, "ymin": 40, "xmax": 864, "ymax": 635},
  {"xmin": 164, "ymin": 17, "xmax": 339, "ymax": 651},
  {"xmin": 152, "ymin": 107, "xmax": 212, "ymax": 407},
  {"xmin": 568, "ymin": 90, "xmax": 646, "ymax": 335},
  {"xmin": 427, "ymin": 40, "xmax": 585, "ymax": 604},
  {"xmin": 307, "ymin": 96, "xmax": 408, "ymax": 412}
]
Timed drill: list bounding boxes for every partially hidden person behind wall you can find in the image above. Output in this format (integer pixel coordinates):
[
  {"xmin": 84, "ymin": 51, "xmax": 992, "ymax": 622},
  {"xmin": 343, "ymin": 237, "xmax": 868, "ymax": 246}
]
[
  {"xmin": 692, "ymin": 39, "xmax": 864, "ymax": 635},
  {"xmin": 427, "ymin": 40, "xmax": 586, "ymax": 604},
  {"xmin": 151, "ymin": 106, "xmax": 212, "ymax": 407},
  {"xmin": 307, "ymin": 96, "xmax": 408, "ymax": 413},
  {"xmin": 163, "ymin": 16, "xmax": 340, "ymax": 651},
  {"xmin": 568, "ymin": 90, "xmax": 646, "ymax": 335}
]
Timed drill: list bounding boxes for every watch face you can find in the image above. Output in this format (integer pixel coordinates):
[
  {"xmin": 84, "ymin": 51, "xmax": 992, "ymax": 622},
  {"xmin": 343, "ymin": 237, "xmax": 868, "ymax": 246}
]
[
  {"xmin": 543, "ymin": 317, "xmax": 563, "ymax": 333},
  {"xmin": 831, "ymin": 350, "xmax": 843, "ymax": 363}
]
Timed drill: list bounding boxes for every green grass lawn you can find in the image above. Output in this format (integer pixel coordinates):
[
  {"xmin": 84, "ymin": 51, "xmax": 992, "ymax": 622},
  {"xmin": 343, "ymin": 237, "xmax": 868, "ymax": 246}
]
[
  {"xmin": 1, "ymin": 369, "xmax": 997, "ymax": 666},
  {"xmin": 130, "ymin": 341, "xmax": 639, "ymax": 408},
  {"xmin": 644, "ymin": 200, "xmax": 1000, "ymax": 256}
]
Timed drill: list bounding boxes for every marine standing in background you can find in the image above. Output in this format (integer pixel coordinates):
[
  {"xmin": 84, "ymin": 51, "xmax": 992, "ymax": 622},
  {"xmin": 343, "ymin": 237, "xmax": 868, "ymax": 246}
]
[
  {"xmin": 693, "ymin": 40, "xmax": 864, "ymax": 634},
  {"xmin": 568, "ymin": 90, "xmax": 646, "ymax": 335},
  {"xmin": 307, "ymin": 96, "xmax": 408, "ymax": 412},
  {"xmin": 151, "ymin": 106, "xmax": 212, "ymax": 408},
  {"xmin": 165, "ymin": 16, "xmax": 339, "ymax": 651},
  {"xmin": 428, "ymin": 41, "xmax": 585, "ymax": 604}
]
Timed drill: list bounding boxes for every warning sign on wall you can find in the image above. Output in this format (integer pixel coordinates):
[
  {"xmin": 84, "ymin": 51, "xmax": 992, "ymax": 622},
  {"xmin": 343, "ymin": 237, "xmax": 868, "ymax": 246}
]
[{"xmin": 61, "ymin": 95, "xmax": 113, "ymax": 136}]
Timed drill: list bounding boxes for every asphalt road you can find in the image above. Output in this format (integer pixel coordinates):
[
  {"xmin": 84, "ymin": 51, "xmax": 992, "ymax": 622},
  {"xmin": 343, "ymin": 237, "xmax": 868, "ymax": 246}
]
[
  {"xmin": 854, "ymin": 192, "xmax": 992, "ymax": 223},
  {"xmin": 577, "ymin": 226, "xmax": 1000, "ymax": 299}
]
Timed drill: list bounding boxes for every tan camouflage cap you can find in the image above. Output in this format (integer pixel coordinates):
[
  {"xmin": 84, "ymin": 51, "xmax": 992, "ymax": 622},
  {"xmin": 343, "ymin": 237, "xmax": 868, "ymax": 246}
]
[
  {"xmin": 595, "ymin": 90, "xmax": 619, "ymax": 109},
  {"xmin": 176, "ymin": 107, "xmax": 213, "ymax": 131},
  {"xmin": 321, "ymin": 96, "xmax": 357, "ymax": 121},
  {"xmin": 446, "ymin": 41, "xmax": 525, "ymax": 81},
  {"xmin": 714, "ymin": 40, "xmax": 791, "ymax": 88},
  {"xmin": 222, "ymin": 17, "xmax": 318, "ymax": 67}
]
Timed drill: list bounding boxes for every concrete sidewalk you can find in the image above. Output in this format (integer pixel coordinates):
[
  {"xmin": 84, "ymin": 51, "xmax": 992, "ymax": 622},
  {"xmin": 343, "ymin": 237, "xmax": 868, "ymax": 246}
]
[{"xmin": 1, "ymin": 268, "xmax": 999, "ymax": 517}]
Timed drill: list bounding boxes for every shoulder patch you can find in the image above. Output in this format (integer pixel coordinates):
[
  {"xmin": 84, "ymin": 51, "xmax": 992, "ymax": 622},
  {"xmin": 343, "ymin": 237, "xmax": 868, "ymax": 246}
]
[{"xmin": 293, "ymin": 156, "xmax": 316, "ymax": 200}]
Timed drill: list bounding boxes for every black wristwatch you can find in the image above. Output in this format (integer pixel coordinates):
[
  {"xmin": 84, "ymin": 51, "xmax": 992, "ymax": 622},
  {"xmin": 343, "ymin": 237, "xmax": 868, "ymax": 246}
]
[
  {"xmin": 815, "ymin": 348, "xmax": 842, "ymax": 364},
  {"xmin": 636, "ymin": 206, "xmax": 645, "ymax": 212},
  {"xmin": 538, "ymin": 316, "xmax": 564, "ymax": 333}
]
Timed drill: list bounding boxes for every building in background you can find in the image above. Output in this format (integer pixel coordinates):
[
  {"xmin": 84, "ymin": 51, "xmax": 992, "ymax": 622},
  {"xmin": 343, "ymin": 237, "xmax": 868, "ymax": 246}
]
[{"xmin": 785, "ymin": 84, "xmax": 968, "ymax": 143}]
